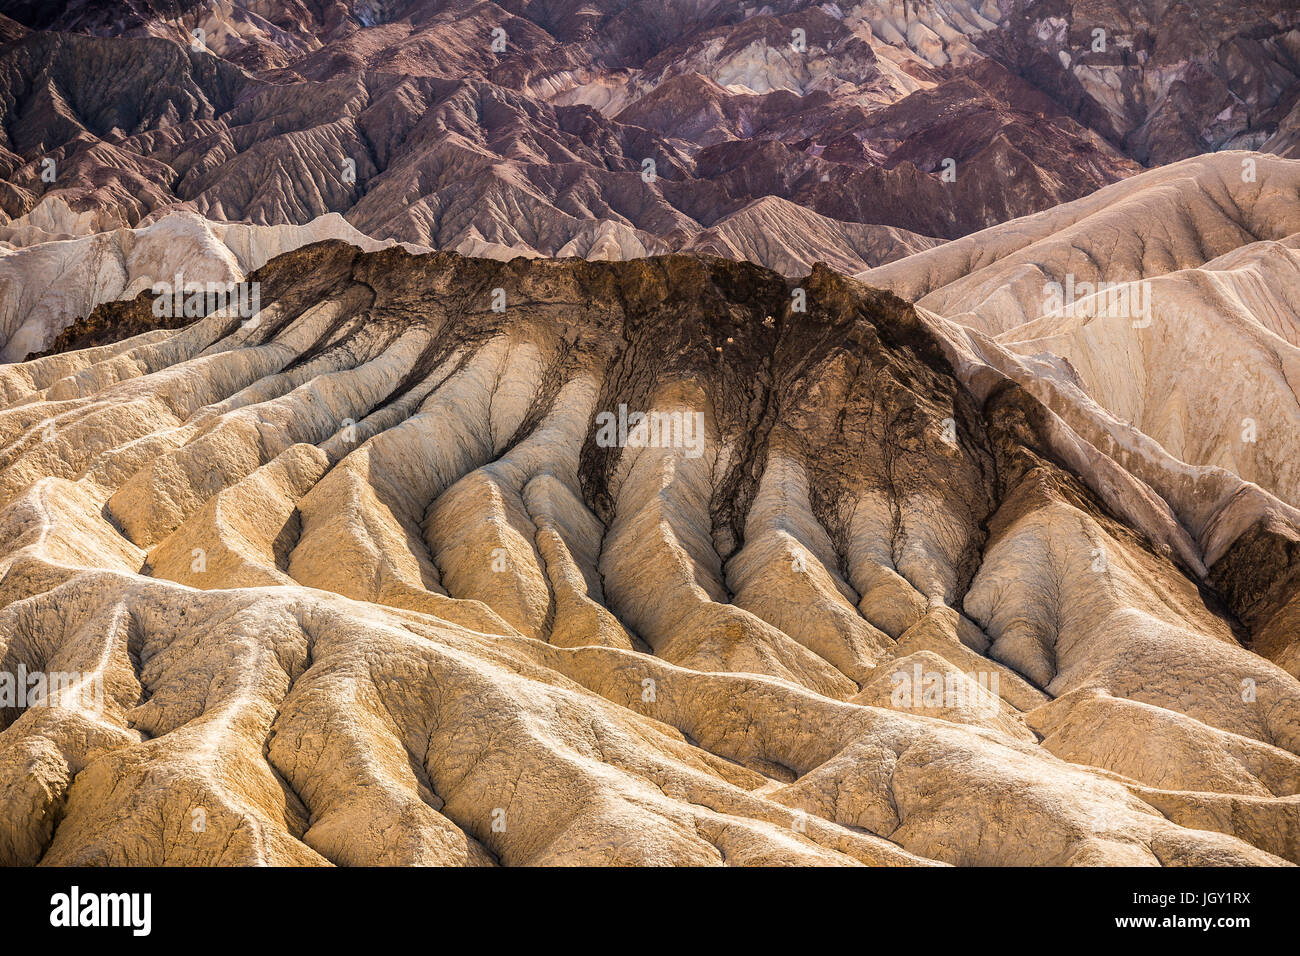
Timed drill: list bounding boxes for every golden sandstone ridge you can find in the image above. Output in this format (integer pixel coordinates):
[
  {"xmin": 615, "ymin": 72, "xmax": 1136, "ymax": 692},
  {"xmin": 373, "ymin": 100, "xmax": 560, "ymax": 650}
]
[{"xmin": 0, "ymin": 242, "xmax": 1297, "ymax": 867}]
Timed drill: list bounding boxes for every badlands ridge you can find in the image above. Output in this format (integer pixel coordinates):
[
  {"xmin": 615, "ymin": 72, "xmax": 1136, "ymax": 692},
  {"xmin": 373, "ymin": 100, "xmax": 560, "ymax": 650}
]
[
  {"xmin": 6, "ymin": 0, "xmax": 1297, "ymax": 265},
  {"xmin": 0, "ymin": 229, "xmax": 1298, "ymax": 864},
  {"xmin": 0, "ymin": 0, "xmax": 1297, "ymax": 862}
]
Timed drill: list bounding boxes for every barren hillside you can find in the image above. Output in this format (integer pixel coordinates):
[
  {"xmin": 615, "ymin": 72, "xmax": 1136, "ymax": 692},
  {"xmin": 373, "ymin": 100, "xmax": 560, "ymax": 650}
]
[{"xmin": 0, "ymin": 247, "xmax": 1296, "ymax": 865}]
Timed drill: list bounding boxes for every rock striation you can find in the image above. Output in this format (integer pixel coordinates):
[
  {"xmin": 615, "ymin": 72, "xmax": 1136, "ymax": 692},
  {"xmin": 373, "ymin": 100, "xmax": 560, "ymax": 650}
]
[
  {"xmin": 0, "ymin": 0, "xmax": 1164, "ymax": 260},
  {"xmin": 0, "ymin": 245, "xmax": 1296, "ymax": 866}
]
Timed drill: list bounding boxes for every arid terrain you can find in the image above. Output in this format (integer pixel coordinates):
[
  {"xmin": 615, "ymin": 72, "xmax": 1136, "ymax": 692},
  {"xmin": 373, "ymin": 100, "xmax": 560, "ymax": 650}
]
[{"xmin": 0, "ymin": 1, "xmax": 1297, "ymax": 867}]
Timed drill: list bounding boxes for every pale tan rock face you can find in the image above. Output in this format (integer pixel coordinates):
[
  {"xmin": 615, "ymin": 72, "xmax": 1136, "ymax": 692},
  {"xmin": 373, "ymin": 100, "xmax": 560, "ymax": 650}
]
[
  {"xmin": 859, "ymin": 152, "xmax": 1300, "ymax": 505},
  {"xmin": 859, "ymin": 151, "xmax": 1300, "ymax": 687},
  {"xmin": 0, "ymin": 243, "xmax": 1296, "ymax": 868}
]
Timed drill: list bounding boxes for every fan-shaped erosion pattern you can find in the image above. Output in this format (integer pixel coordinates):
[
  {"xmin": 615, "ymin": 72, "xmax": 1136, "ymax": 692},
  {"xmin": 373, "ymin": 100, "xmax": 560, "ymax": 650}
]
[{"xmin": 0, "ymin": 244, "xmax": 1296, "ymax": 866}]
